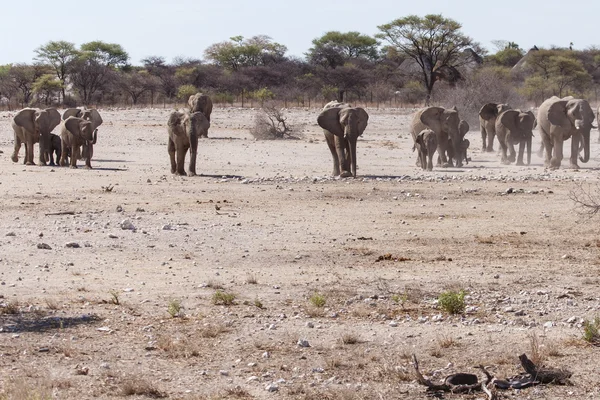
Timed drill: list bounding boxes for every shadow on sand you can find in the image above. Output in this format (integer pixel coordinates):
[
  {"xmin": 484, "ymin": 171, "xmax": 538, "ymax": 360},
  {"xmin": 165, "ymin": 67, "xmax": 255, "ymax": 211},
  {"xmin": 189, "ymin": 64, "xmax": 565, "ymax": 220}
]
[{"xmin": 1, "ymin": 313, "xmax": 101, "ymax": 334}]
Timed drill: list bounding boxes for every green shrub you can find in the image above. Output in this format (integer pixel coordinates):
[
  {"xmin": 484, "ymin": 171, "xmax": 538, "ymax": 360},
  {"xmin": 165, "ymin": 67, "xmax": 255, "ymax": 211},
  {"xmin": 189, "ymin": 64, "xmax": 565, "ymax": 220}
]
[
  {"xmin": 212, "ymin": 290, "xmax": 236, "ymax": 306},
  {"xmin": 309, "ymin": 293, "xmax": 326, "ymax": 308},
  {"xmin": 167, "ymin": 299, "xmax": 182, "ymax": 318},
  {"xmin": 583, "ymin": 317, "xmax": 600, "ymax": 343},
  {"xmin": 437, "ymin": 290, "xmax": 467, "ymax": 314}
]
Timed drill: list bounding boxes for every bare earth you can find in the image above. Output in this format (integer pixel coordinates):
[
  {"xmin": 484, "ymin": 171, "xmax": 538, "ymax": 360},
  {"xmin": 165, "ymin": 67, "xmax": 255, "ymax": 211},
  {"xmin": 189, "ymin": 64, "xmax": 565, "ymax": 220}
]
[{"xmin": 1, "ymin": 106, "xmax": 600, "ymax": 399}]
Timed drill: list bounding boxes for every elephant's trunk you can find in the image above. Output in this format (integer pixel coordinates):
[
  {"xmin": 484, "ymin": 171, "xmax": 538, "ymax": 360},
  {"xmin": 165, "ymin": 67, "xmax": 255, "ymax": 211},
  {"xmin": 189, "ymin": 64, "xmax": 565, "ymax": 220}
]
[
  {"xmin": 579, "ymin": 129, "xmax": 590, "ymax": 163},
  {"xmin": 350, "ymin": 137, "xmax": 357, "ymax": 178}
]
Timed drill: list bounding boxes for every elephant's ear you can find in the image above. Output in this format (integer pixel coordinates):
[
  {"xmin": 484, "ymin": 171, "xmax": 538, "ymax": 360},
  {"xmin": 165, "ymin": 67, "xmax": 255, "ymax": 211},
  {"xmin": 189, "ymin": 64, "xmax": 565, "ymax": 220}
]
[
  {"xmin": 62, "ymin": 108, "xmax": 81, "ymax": 121},
  {"xmin": 13, "ymin": 108, "xmax": 36, "ymax": 132},
  {"xmin": 45, "ymin": 108, "xmax": 61, "ymax": 132},
  {"xmin": 355, "ymin": 107, "xmax": 369, "ymax": 137},
  {"xmin": 499, "ymin": 110, "xmax": 520, "ymax": 132},
  {"xmin": 479, "ymin": 103, "xmax": 499, "ymax": 120},
  {"xmin": 168, "ymin": 111, "xmax": 183, "ymax": 127},
  {"xmin": 415, "ymin": 131, "xmax": 424, "ymax": 146},
  {"xmin": 187, "ymin": 93, "xmax": 198, "ymax": 110},
  {"xmin": 317, "ymin": 107, "xmax": 343, "ymax": 137},
  {"xmin": 547, "ymin": 100, "xmax": 571, "ymax": 129},
  {"xmin": 458, "ymin": 120, "xmax": 469, "ymax": 138},
  {"xmin": 88, "ymin": 109, "xmax": 103, "ymax": 130},
  {"xmin": 64, "ymin": 117, "xmax": 83, "ymax": 137},
  {"xmin": 191, "ymin": 112, "xmax": 210, "ymax": 131},
  {"xmin": 450, "ymin": 106, "xmax": 458, "ymax": 112},
  {"xmin": 419, "ymin": 107, "xmax": 444, "ymax": 131},
  {"xmin": 525, "ymin": 111, "xmax": 537, "ymax": 129}
]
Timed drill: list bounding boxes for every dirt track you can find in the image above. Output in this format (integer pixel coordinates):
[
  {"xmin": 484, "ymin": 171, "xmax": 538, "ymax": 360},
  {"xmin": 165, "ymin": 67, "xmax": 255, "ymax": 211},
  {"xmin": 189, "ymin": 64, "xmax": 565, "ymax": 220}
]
[{"xmin": 1, "ymin": 107, "xmax": 600, "ymax": 399}]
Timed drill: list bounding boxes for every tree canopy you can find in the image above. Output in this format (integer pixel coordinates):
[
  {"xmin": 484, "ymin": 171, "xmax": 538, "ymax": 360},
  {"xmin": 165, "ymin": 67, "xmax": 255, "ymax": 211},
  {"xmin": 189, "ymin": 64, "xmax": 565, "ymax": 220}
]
[
  {"xmin": 377, "ymin": 14, "xmax": 482, "ymax": 103},
  {"xmin": 307, "ymin": 31, "xmax": 379, "ymax": 69}
]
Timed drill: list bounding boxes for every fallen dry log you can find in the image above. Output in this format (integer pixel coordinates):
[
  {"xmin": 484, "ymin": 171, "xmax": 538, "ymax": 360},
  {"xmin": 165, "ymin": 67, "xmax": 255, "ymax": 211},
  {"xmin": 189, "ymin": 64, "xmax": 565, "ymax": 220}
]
[{"xmin": 412, "ymin": 353, "xmax": 572, "ymax": 398}]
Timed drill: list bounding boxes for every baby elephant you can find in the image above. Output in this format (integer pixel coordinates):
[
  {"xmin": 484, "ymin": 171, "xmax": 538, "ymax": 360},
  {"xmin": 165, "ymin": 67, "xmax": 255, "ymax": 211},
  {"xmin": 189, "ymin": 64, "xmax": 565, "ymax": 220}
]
[
  {"xmin": 45, "ymin": 133, "xmax": 62, "ymax": 166},
  {"xmin": 415, "ymin": 129, "xmax": 438, "ymax": 171}
]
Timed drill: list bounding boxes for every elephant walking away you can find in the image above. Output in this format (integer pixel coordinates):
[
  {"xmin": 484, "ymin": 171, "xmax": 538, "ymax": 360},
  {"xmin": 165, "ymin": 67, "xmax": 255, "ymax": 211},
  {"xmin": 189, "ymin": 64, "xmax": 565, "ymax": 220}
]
[
  {"xmin": 188, "ymin": 93, "xmax": 213, "ymax": 138},
  {"xmin": 11, "ymin": 108, "xmax": 61, "ymax": 165},
  {"xmin": 45, "ymin": 133, "xmax": 62, "ymax": 166},
  {"xmin": 410, "ymin": 106, "xmax": 463, "ymax": 167},
  {"xmin": 317, "ymin": 101, "xmax": 369, "ymax": 178},
  {"xmin": 167, "ymin": 110, "xmax": 210, "ymax": 176},
  {"xmin": 479, "ymin": 102, "xmax": 511, "ymax": 152},
  {"xmin": 537, "ymin": 96, "xmax": 595, "ymax": 169}
]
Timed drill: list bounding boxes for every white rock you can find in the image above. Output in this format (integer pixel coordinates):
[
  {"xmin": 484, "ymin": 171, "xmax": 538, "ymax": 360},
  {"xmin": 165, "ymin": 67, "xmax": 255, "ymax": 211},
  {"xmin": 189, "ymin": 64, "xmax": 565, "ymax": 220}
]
[
  {"xmin": 265, "ymin": 383, "xmax": 279, "ymax": 392},
  {"xmin": 120, "ymin": 219, "xmax": 135, "ymax": 230},
  {"xmin": 389, "ymin": 321, "xmax": 398, "ymax": 327},
  {"xmin": 297, "ymin": 339, "xmax": 310, "ymax": 347}
]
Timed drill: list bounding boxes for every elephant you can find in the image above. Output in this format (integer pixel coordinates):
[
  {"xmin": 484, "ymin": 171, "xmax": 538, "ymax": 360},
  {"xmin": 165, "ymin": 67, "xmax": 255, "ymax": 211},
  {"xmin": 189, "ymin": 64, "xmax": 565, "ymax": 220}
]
[
  {"xmin": 446, "ymin": 119, "xmax": 471, "ymax": 166},
  {"xmin": 62, "ymin": 107, "xmax": 102, "ymax": 160},
  {"xmin": 479, "ymin": 102, "xmax": 511, "ymax": 152},
  {"xmin": 495, "ymin": 109, "xmax": 536, "ymax": 165},
  {"xmin": 59, "ymin": 117, "xmax": 96, "ymax": 169},
  {"xmin": 537, "ymin": 96, "xmax": 595, "ymax": 169},
  {"xmin": 167, "ymin": 110, "xmax": 210, "ymax": 176},
  {"xmin": 317, "ymin": 101, "xmax": 369, "ymax": 178},
  {"xmin": 45, "ymin": 133, "xmax": 62, "ymax": 166},
  {"xmin": 410, "ymin": 106, "xmax": 463, "ymax": 167},
  {"xmin": 414, "ymin": 129, "xmax": 437, "ymax": 171},
  {"xmin": 11, "ymin": 108, "xmax": 61, "ymax": 165},
  {"xmin": 187, "ymin": 93, "xmax": 213, "ymax": 138}
]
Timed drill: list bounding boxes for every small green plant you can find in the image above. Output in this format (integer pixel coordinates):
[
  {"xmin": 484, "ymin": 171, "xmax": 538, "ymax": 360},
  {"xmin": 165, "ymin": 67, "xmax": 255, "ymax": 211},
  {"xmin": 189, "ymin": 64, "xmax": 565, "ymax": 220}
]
[
  {"xmin": 109, "ymin": 290, "xmax": 120, "ymax": 305},
  {"xmin": 168, "ymin": 299, "xmax": 182, "ymax": 318},
  {"xmin": 309, "ymin": 293, "xmax": 326, "ymax": 308},
  {"xmin": 583, "ymin": 317, "xmax": 600, "ymax": 344},
  {"xmin": 391, "ymin": 291, "xmax": 409, "ymax": 308},
  {"xmin": 212, "ymin": 290, "xmax": 236, "ymax": 306},
  {"xmin": 437, "ymin": 290, "xmax": 467, "ymax": 314}
]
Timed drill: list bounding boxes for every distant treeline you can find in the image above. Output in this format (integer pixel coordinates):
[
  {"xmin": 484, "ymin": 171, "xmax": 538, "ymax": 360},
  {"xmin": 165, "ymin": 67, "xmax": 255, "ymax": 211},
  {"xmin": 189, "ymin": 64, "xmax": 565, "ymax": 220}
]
[{"xmin": 2, "ymin": 15, "xmax": 600, "ymax": 120}]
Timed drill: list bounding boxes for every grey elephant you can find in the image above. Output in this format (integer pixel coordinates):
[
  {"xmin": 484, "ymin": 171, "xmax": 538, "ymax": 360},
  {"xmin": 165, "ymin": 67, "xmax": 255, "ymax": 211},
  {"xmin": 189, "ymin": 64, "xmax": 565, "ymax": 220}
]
[
  {"xmin": 45, "ymin": 133, "xmax": 62, "ymax": 166},
  {"xmin": 167, "ymin": 110, "xmax": 210, "ymax": 176},
  {"xmin": 317, "ymin": 101, "xmax": 369, "ymax": 178},
  {"xmin": 537, "ymin": 96, "xmax": 595, "ymax": 169},
  {"xmin": 410, "ymin": 106, "xmax": 463, "ymax": 167},
  {"xmin": 187, "ymin": 93, "xmax": 213, "ymax": 138},
  {"xmin": 62, "ymin": 107, "xmax": 102, "ymax": 160},
  {"xmin": 495, "ymin": 109, "xmax": 536, "ymax": 165},
  {"xmin": 59, "ymin": 117, "xmax": 96, "ymax": 169},
  {"xmin": 414, "ymin": 129, "xmax": 437, "ymax": 171},
  {"xmin": 11, "ymin": 108, "xmax": 61, "ymax": 165},
  {"xmin": 479, "ymin": 102, "xmax": 511, "ymax": 152}
]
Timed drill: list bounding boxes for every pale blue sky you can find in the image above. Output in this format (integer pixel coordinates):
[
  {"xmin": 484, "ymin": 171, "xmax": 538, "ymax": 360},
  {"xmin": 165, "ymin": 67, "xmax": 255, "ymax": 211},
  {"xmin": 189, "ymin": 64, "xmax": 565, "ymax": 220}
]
[{"xmin": 2, "ymin": 0, "xmax": 599, "ymax": 65}]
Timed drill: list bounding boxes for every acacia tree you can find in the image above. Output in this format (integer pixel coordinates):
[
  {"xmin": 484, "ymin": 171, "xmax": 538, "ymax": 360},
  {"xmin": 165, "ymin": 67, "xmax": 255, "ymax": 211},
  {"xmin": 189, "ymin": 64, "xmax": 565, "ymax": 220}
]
[
  {"xmin": 70, "ymin": 41, "xmax": 129, "ymax": 105},
  {"xmin": 307, "ymin": 31, "xmax": 380, "ymax": 69},
  {"xmin": 204, "ymin": 35, "xmax": 287, "ymax": 71},
  {"xmin": 377, "ymin": 14, "xmax": 482, "ymax": 104},
  {"xmin": 34, "ymin": 41, "xmax": 79, "ymax": 103}
]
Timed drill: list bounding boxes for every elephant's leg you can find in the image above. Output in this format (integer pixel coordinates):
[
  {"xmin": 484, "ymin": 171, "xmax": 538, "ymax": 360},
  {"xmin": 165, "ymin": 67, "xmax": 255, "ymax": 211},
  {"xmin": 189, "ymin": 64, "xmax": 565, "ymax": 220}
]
[
  {"xmin": 12, "ymin": 134, "xmax": 21, "ymax": 163},
  {"xmin": 59, "ymin": 141, "xmax": 68, "ymax": 167},
  {"xmin": 334, "ymin": 136, "xmax": 351, "ymax": 178},
  {"xmin": 550, "ymin": 133, "xmax": 563, "ymax": 169},
  {"xmin": 188, "ymin": 135, "xmax": 198, "ymax": 176},
  {"xmin": 539, "ymin": 129, "xmax": 552, "ymax": 168},
  {"xmin": 507, "ymin": 140, "xmax": 516, "ymax": 163},
  {"xmin": 516, "ymin": 140, "xmax": 526, "ymax": 166},
  {"xmin": 499, "ymin": 139, "xmax": 510, "ymax": 164},
  {"xmin": 168, "ymin": 138, "xmax": 177, "ymax": 174},
  {"xmin": 437, "ymin": 143, "xmax": 450, "ymax": 167},
  {"xmin": 84, "ymin": 144, "xmax": 93, "ymax": 169},
  {"xmin": 69, "ymin": 145, "xmax": 78, "ymax": 169},
  {"xmin": 481, "ymin": 126, "xmax": 487, "ymax": 152},
  {"xmin": 486, "ymin": 130, "xmax": 495, "ymax": 152},
  {"xmin": 25, "ymin": 140, "xmax": 35, "ymax": 166},
  {"xmin": 426, "ymin": 149, "xmax": 434, "ymax": 171},
  {"xmin": 569, "ymin": 132, "xmax": 581, "ymax": 169},
  {"xmin": 324, "ymin": 133, "xmax": 340, "ymax": 176},
  {"xmin": 175, "ymin": 146, "xmax": 188, "ymax": 176}
]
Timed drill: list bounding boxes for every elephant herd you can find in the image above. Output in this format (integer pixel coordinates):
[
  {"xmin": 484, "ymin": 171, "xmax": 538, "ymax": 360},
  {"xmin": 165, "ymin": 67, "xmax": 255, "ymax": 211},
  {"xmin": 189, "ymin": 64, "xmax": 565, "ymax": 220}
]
[
  {"xmin": 410, "ymin": 96, "xmax": 597, "ymax": 172},
  {"xmin": 10, "ymin": 106, "xmax": 103, "ymax": 169},
  {"xmin": 7, "ymin": 94, "xmax": 598, "ymax": 177}
]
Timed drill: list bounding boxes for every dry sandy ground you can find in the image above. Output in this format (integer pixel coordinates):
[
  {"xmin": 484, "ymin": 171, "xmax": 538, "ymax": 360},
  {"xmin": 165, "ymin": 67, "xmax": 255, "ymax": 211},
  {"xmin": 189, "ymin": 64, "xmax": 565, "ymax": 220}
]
[{"xmin": 1, "ymin": 106, "xmax": 600, "ymax": 399}]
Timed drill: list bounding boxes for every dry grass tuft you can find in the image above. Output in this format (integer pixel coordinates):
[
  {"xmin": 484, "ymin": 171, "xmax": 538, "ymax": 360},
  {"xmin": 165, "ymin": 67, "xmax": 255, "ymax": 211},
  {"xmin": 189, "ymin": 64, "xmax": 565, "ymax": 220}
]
[
  {"xmin": 121, "ymin": 376, "xmax": 166, "ymax": 398},
  {"xmin": 438, "ymin": 335, "xmax": 460, "ymax": 349},
  {"xmin": 340, "ymin": 333, "xmax": 360, "ymax": 345},
  {"xmin": 198, "ymin": 323, "xmax": 229, "ymax": 338},
  {"xmin": 156, "ymin": 335, "xmax": 202, "ymax": 358},
  {"xmin": 1, "ymin": 300, "xmax": 20, "ymax": 315},
  {"xmin": 245, "ymin": 273, "xmax": 258, "ymax": 284}
]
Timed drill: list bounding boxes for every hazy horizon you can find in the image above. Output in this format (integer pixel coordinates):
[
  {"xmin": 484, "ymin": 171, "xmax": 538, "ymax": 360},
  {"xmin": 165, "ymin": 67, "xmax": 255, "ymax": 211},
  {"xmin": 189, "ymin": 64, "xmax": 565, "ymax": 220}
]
[{"xmin": 2, "ymin": 0, "xmax": 598, "ymax": 65}]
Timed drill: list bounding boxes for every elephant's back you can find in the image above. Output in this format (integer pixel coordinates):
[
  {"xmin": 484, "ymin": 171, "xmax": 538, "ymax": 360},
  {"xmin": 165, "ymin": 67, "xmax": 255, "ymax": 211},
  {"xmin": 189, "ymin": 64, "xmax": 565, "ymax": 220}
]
[{"xmin": 410, "ymin": 110, "xmax": 426, "ymax": 137}]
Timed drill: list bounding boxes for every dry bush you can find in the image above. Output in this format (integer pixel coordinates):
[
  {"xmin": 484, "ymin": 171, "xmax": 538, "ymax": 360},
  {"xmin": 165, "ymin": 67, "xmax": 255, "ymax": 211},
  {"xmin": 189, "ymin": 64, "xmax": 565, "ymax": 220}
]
[
  {"xmin": 121, "ymin": 376, "xmax": 166, "ymax": 398},
  {"xmin": 156, "ymin": 335, "xmax": 202, "ymax": 358},
  {"xmin": 0, "ymin": 377, "xmax": 53, "ymax": 400},
  {"xmin": 198, "ymin": 323, "xmax": 229, "ymax": 338},
  {"xmin": 340, "ymin": 333, "xmax": 360, "ymax": 345},
  {"xmin": 0, "ymin": 300, "xmax": 20, "ymax": 315},
  {"xmin": 250, "ymin": 105, "xmax": 297, "ymax": 140},
  {"xmin": 438, "ymin": 335, "xmax": 461, "ymax": 349},
  {"xmin": 434, "ymin": 66, "xmax": 525, "ymax": 126}
]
